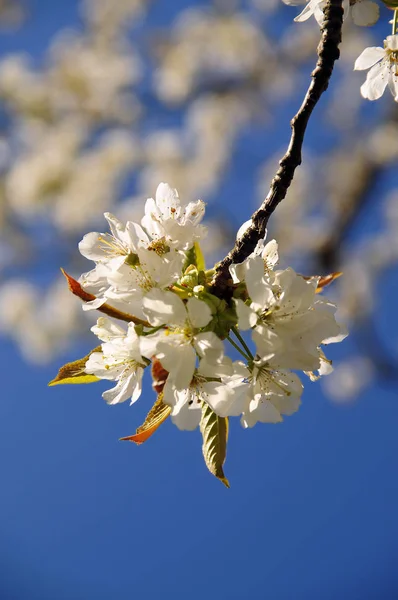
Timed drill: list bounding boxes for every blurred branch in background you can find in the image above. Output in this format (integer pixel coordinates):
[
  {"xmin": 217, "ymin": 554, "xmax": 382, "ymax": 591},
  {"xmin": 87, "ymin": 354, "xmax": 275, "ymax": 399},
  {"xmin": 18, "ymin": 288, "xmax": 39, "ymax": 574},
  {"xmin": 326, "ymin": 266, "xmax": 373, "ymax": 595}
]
[
  {"xmin": 0, "ymin": 0, "xmax": 25, "ymax": 28},
  {"xmin": 0, "ymin": 0, "xmax": 396, "ymax": 403}
]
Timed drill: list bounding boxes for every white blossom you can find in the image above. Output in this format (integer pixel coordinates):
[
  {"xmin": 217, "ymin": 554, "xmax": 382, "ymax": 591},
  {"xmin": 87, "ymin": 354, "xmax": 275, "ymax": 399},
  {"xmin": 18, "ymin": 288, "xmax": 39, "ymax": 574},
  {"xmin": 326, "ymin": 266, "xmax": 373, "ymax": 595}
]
[
  {"xmin": 283, "ymin": 0, "xmax": 379, "ymax": 27},
  {"xmin": 163, "ymin": 346, "xmax": 249, "ymax": 430},
  {"xmin": 141, "ymin": 182, "xmax": 207, "ymax": 251},
  {"xmin": 79, "ymin": 209, "xmax": 185, "ymax": 318},
  {"xmin": 230, "ymin": 237, "xmax": 279, "ymax": 284},
  {"xmin": 140, "ymin": 290, "xmax": 219, "ymax": 390},
  {"xmin": 85, "ymin": 317, "xmax": 146, "ymax": 405},
  {"xmin": 354, "ymin": 36, "xmax": 398, "ymax": 102},
  {"xmin": 79, "ymin": 212, "xmax": 143, "ymax": 269},
  {"xmin": 241, "ymin": 358, "xmax": 303, "ymax": 427},
  {"xmin": 232, "ymin": 256, "xmax": 347, "ymax": 371}
]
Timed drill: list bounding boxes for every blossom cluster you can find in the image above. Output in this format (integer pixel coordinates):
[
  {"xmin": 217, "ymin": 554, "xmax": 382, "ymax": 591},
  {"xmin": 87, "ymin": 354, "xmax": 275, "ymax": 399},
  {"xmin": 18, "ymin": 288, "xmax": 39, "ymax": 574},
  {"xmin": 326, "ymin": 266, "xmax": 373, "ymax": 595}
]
[
  {"xmin": 283, "ymin": 0, "xmax": 398, "ymax": 104},
  {"xmin": 55, "ymin": 183, "xmax": 347, "ymax": 438}
]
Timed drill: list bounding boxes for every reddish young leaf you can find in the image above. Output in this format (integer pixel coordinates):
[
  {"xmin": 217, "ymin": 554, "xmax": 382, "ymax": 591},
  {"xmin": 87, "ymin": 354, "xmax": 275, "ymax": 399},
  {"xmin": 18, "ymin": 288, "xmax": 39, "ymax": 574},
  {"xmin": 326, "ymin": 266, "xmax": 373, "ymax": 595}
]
[
  {"xmin": 120, "ymin": 393, "xmax": 171, "ymax": 445},
  {"xmin": 61, "ymin": 268, "xmax": 150, "ymax": 326},
  {"xmin": 316, "ymin": 272, "xmax": 343, "ymax": 293}
]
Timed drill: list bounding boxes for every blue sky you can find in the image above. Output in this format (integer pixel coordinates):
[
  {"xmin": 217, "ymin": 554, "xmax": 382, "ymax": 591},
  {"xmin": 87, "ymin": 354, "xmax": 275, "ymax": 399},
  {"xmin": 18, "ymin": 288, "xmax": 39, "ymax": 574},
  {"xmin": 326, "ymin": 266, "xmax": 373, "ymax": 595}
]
[{"xmin": 1, "ymin": 2, "xmax": 398, "ymax": 599}]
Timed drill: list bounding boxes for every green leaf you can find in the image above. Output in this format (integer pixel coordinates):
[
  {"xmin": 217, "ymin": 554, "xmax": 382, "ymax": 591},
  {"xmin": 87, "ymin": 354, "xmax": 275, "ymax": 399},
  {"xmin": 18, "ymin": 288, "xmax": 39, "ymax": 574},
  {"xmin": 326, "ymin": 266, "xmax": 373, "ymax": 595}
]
[
  {"xmin": 119, "ymin": 392, "xmax": 171, "ymax": 445},
  {"xmin": 183, "ymin": 242, "xmax": 206, "ymax": 273},
  {"xmin": 200, "ymin": 403, "xmax": 230, "ymax": 488},
  {"xmin": 194, "ymin": 242, "xmax": 206, "ymax": 272},
  {"xmin": 48, "ymin": 346, "xmax": 101, "ymax": 386}
]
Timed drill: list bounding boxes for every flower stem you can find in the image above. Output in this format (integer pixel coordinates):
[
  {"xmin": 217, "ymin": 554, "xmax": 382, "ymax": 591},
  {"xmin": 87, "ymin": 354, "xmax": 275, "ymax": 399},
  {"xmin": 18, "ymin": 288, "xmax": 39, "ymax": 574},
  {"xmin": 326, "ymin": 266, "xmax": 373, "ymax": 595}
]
[
  {"xmin": 231, "ymin": 326, "xmax": 254, "ymax": 360},
  {"xmin": 141, "ymin": 325, "xmax": 165, "ymax": 336},
  {"xmin": 226, "ymin": 335, "xmax": 251, "ymax": 361},
  {"xmin": 393, "ymin": 10, "xmax": 398, "ymax": 35},
  {"xmin": 171, "ymin": 284, "xmax": 190, "ymax": 299}
]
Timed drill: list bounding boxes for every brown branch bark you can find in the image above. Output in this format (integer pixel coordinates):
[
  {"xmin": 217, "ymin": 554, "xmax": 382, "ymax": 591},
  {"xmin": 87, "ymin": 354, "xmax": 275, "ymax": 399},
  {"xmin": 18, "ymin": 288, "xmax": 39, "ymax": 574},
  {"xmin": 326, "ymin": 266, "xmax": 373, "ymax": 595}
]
[{"xmin": 210, "ymin": 0, "xmax": 344, "ymax": 297}]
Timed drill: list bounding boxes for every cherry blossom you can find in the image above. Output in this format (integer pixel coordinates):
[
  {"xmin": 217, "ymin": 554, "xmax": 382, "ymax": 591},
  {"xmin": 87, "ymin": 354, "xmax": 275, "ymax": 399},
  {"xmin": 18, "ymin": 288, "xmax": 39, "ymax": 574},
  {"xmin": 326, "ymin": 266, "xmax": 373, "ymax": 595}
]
[
  {"xmin": 354, "ymin": 35, "xmax": 398, "ymax": 102},
  {"xmin": 141, "ymin": 182, "xmax": 207, "ymax": 251},
  {"xmin": 282, "ymin": 0, "xmax": 379, "ymax": 27},
  {"xmin": 85, "ymin": 317, "xmax": 147, "ymax": 405}
]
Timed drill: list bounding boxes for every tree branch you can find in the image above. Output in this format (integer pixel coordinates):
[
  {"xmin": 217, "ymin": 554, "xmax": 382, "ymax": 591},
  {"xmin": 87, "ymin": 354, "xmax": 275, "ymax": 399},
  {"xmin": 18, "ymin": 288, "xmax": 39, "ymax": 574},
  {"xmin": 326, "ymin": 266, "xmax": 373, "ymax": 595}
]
[{"xmin": 210, "ymin": 0, "xmax": 344, "ymax": 296}]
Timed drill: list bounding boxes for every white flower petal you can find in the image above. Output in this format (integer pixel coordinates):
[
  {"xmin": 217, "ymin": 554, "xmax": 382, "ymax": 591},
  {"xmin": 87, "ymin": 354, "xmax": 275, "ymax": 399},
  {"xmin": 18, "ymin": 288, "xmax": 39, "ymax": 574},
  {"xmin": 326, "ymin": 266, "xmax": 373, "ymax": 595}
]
[
  {"xmin": 272, "ymin": 394, "xmax": 301, "ymax": 416},
  {"xmin": 104, "ymin": 212, "xmax": 125, "ymax": 241},
  {"xmin": 139, "ymin": 330, "xmax": 167, "ymax": 359},
  {"xmin": 143, "ymin": 289, "xmax": 186, "ymax": 327},
  {"xmin": 129, "ymin": 372, "xmax": 143, "ymax": 404},
  {"xmin": 361, "ymin": 62, "xmax": 389, "ymax": 101},
  {"xmin": 262, "ymin": 239, "xmax": 279, "ymax": 269},
  {"xmin": 294, "ymin": 0, "xmax": 323, "ymax": 22},
  {"xmin": 229, "ymin": 262, "xmax": 245, "ymax": 284},
  {"xmin": 386, "ymin": 35, "xmax": 398, "ymax": 52},
  {"xmin": 81, "ymin": 297, "xmax": 108, "ymax": 311},
  {"xmin": 102, "ymin": 369, "xmax": 141, "ymax": 405},
  {"xmin": 251, "ymin": 325, "xmax": 280, "ymax": 362},
  {"xmin": 184, "ymin": 200, "xmax": 206, "ymax": 225},
  {"xmin": 126, "ymin": 220, "xmax": 149, "ymax": 248},
  {"xmin": 269, "ymin": 370, "xmax": 303, "ymax": 398},
  {"xmin": 322, "ymin": 322, "xmax": 349, "ymax": 344},
  {"xmin": 318, "ymin": 354, "xmax": 334, "ymax": 377},
  {"xmin": 198, "ymin": 355, "xmax": 233, "ymax": 378},
  {"xmin": 235, "ymin": 299, "xmax": 258, "ymax": 330},
  {"xmin": 171, "ymin": 401, "xmax": 202, "ymax": 431},
  {"xmin": 156, "ymin": 182, "xmax": 181, "ymax": 214},
  {"xmin": 79, "ymin": 231, "xmax": 111, "ymax": 262},
  {"xmin": 159, "ymin": 343, "xmax": 196, "ymax": 390},
  {"xmin": 388, "ymin": 70, "xmax": 398, "ymax": 101},
  {"xmin": 85, "ymin": 352, "xmax": 115, "ymax": 380},
  {"xmin": 245, "ymin": 256, "xmax": 274, "ymax": 310},
  {"xmin": 186, "ymin": 297, "xmax": 212, "ymax": 328},
  {"xmin": 194, "ymin": 331, "xmax": 224, "ymax": 360},
  {"xmin": 141, "ymin": 197, "xmax": 163, "ymax": 239},
  {"xmin": 354, "ymin": 47, "xmax": 384, "ymax": 71},
  {"xmin": 204, "ymin": 377, "xmax": 249, "ymax": 417},
  {"xmin": 91, "ymin": 317, "xmax": 126, "ymax": 342},
  {"xmin": 241, "ymin": 396, "xmax": 283, "ymax": 427},
  {"xmin": 282, "ymin": 0, "xmax": 307, "ymax": 5}
]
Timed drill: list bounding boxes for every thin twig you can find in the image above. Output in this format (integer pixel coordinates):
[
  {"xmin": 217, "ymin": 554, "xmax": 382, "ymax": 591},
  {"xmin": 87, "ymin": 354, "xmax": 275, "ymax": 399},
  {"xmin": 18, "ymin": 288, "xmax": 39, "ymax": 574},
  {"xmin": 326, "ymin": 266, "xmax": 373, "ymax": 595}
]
[{"xmin": 210, "ymin": 0, "xmax": 344, "ymax": 297}]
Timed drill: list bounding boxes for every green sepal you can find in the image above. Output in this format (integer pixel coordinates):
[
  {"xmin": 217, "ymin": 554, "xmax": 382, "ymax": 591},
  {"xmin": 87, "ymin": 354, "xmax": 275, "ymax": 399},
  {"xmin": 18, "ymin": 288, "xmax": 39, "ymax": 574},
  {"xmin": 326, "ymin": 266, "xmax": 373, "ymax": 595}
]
[
  {"xmin": 232, "ymin": 282, "xmax": 249, "ymax": 301},
  {"xmin": 48, "ymin": 346, "xmax": 101, "ymax": 386},
  {"xmin": 197, "ymin": 292, "xmax": 238, "ymax": 339}
]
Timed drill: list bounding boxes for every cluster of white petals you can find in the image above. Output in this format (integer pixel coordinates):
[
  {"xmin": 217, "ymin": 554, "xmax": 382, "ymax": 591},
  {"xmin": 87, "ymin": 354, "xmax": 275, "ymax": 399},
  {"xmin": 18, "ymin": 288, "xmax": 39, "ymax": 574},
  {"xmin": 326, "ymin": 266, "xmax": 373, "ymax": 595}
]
[
  {"xmin": 355, "ymin": 35, "xmax": 398, "ymax": 102},
  {"xmin": 282, "ymin": 0, "xmax": 379, "ymax": 27},
  {"xmin": 79, "ymin": 183, "xmax": 205, "ymax": 321},
  {"xmin": 79, "ymin": 183, "xmax": 347, "ymax": 431},
  {"xmin": 283, "ymin": 0, "xmax": 398, "ymax": 106},
  {"xmin": 229, "ymin": 239, "xmax": 347, "ymax": 426},
  {"xmin": 85, "ymin": 318, "xmax": 146, "ymax": 405}
]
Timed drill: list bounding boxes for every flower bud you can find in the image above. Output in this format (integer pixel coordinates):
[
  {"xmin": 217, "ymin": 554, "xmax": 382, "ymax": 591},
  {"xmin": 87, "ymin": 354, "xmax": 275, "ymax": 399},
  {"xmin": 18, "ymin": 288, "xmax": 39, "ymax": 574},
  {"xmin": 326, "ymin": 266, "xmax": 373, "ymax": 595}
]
[{"xmin": 180, "ymin": 268, "xmax": 198, "ymax": 289}]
